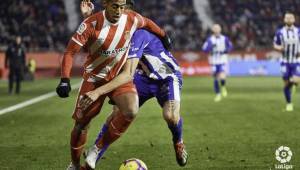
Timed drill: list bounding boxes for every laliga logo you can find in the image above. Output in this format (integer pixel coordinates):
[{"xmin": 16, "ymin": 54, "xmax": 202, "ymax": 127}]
[{"xmin": 275, "ymin": 146, "xmax": 292, "ymax": 164}]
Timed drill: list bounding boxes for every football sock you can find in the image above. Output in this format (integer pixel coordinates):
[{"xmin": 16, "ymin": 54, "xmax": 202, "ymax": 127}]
[
  {"xmin": 168, "ymin": 117, "xmax": 183, "ymax": 144},
  {"xmin": 220, "ymin": 79, "xmax": 226, "ymax": 86},
  {"xmin": 284, "ymin": 85, "xmax": 292, "ymax": 103},
  {"xmin": 70, "ymin": 127, "xmax": 88, "ymax": 165},
  {"xmin": 94, "ymin": 123, "xmax": 109, "ymax": 161},
  {"xmin": 95, "ymin": 111, "xmax": 134, "ymax": 150},
  {"xmin": 214, "ymin": 79, "xmax": 220, "ymax": 94}
]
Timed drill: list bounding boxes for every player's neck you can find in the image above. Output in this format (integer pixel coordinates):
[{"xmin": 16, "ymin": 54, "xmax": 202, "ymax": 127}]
[
  {"xmin": 214, "ymin": 34, "xmax": 221, "ymax": 37},
  {"xmin": 285, "ymin": 25, "xmax": 294, "ymax": 29},
  {"xmin": 104, "ymin": 10, "xmax": 119, "ymax": 24}
]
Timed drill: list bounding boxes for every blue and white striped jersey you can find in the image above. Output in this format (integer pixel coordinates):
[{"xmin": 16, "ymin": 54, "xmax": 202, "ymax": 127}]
[
  {"xmin": 202, "ymin": 34, "xmax": 233, "ymax": 65},
  {"xmin": 128, "ymin": 29, "xmax": 180, "ymax": 80},
  {"xmin": 274, "ymin": 26, "xmax": 300, "ymax": 63}
]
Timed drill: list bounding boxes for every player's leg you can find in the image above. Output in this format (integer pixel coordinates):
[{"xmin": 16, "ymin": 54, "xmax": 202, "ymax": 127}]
[
  {"xmin": 15, "ymin": 68, "xmax": 21, "ymax": 94},
  {"xmin": 289, "ymin": 64, "xmax": 300, "ymax": 110},
  {"xmin": 291, "ymin": 64, "xmax": 300, "ymax": 94},
  {"xmin": 162, "ymin": 100, "xmax": 187, "ymax": 166},
  {"xmin": 68, "ymin": 80, "xmax": 106, "ymax": 170},
  {"xmin": 157, "ymin": 75, "xmax": 188, "ymax": 166},
  {"xmin": 8, "ymin": 69, "xmax": 14, "ymax": 94},
  {"xmin": 281, "ymin": 63, "xmax": 293, "ymax": 111},
  {"xmin": 284, "ymin": 79, "xmax": 293, "ymax": 111},
  {"xmin": 85, "ymin": 82, "xmax": 138, "ymax": 169},
  {"xmin": 213, "ymin": 65, "xmax": 221, "ymax": 102},
  {"xmin": 219, "ymin": 65, "xmax": 227, "ymax": 97},
  {"xmin": 88, "ymin": 74, "xmax": 153, "ymax": 167}
]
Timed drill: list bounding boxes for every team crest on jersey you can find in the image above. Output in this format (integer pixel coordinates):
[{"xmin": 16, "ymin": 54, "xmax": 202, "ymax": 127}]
[
  {"xmin": 77, "ymin": 23, "xmax": 87, "ymax": 35},
  {"xmin": 97, "ymin": 38, "xmax": 105, "ymax": 45},
  {"xmin": 124, "ymin": 31, "xmax": 131, "ymax": 40}
]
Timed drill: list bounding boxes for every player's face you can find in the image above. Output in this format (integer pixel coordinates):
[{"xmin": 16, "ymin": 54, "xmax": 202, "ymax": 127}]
[
  {"xmin": 284, "ymin": 14, "xmax": 295, "ymax": 26},
  {"xmin": 16, "ymin": 36, "xmax": 21, "ymax": 45},
  {"xmin": 105, "ymin": 0, "xmax": 126, "ymax": 23},
  {"xmin": 212, "ymin": 24, "xmax": 222, "ymax": 35}
]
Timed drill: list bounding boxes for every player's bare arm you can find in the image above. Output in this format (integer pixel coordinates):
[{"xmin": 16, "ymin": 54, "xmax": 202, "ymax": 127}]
[
  {"xmin": 273, "ymin": 44, "xmax": 284, "ymax": 52},
  {"xmin": 79, "ymin": 58, "xmax": 140, "ymax": 110}
]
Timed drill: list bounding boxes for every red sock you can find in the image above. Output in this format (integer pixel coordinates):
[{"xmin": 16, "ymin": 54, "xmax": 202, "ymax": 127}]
[
  {"xmin": 70, "ymin": 127, "xmax": 88, "ymax": 165},
  {"xmin": 96, "ymin": 111, "xmax": 134, "ymax": 148}
]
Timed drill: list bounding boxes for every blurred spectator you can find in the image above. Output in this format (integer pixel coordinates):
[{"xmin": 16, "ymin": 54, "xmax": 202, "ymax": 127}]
[
  {"xmin": 0, "ymin": 0, "xmax": 69, "ymax": 52},
  {"xmin": 24, "ymin": 58, "xmax": 36, "ymax": 81},
  {"xmin": 135, "ymin": 0, "xmax": 204, "ymax": 51},
  {"xmin": 209, "ymin": 0, "xmax": 300, "ymax": 51},
  {"xmin": 4, "ymin": 0, "xmax": 298, "ymax": 52}
]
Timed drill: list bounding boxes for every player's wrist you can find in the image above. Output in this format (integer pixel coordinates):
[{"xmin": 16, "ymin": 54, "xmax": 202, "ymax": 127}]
[{"xmin": 61, "ymin": 78, "xmax": 70, "ymax": 83}]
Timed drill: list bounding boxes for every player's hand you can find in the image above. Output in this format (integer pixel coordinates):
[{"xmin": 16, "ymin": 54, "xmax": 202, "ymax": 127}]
[
  {"xmin": 56, "ymin": 78, "xmax": 71, "ymax": 98},
  {"xmin": 278, "ymin": 46, "xmax": 284, "ymax": 51},
  {"xmin": 81, "ymin": 0, "xmax": 94, "ymax": 18},
  {"xmin": 274, "ymin": 45, "xmax": 284, "ymax": 52},
  {"xmin": 161, "ymin": 32, "xmax": 174, "ymax": 50},
  {"xmin": 79, "ymin": 90, "xmax": 102, "ymax": 110}
]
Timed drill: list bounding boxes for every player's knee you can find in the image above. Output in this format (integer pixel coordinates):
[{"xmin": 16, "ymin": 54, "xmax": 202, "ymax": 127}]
[
  {"xmin": 73, "ymin": 122, "xmax": 89, "ymax": 134},
  {"xmin": 291, "ymin": 76, "xmax": 300, "ymax": 84},
  {"xmin": 122, "ymin": 105, "xmax": 139, "ymax": 119},
  {"xmin": 163, "ymin": 112, "xmax": 180, "ymax": 125}
]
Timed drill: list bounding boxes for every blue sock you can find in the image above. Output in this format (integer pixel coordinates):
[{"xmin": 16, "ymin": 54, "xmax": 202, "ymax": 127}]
[
  {"xmin": 95, "ymin": 124, "xmax": 109, "ymax": 161},
  {"xmin": 214, "ymin": 79, "xmax": 220, "ymax": 94},
  {"xmin": 168, "ymin": 117, "xmax": 183, "ymax": 144},
  {"xmin": 220, "ymin": 79, "xmax": 226, "ymax": 86},
  {"xmin": 284, "ymin": 86, "xmax": 291, "ymax": 103}
]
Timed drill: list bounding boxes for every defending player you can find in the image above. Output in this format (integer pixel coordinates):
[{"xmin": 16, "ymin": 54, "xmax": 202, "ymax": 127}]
[
  {"xmin": 273, "ymin": 12, "xmax": 300, "ymax": 112},
  {"xmin": 202, "ymin": 24, "xmax": 233, "ymax": 102},
  {"xmin": 55, "ymin": 0, "xmax": 169, "ymax": 169},
  {"xmin": 79, "ymin": 0, "xmax": 188, "ymax": 167}
]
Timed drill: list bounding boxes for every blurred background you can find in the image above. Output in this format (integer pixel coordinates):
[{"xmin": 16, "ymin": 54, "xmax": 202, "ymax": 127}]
[
  {"xmin": 1, "ymin": 1, "xmax": 300, "ymax": 169},
  {"xmin": 1, "ymin": 0, "xmax": 299, "ymax": 79}
]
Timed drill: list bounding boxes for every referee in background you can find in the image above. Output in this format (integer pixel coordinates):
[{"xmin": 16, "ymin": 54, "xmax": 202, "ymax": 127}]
[{"xmin": 5, "ymin": 35, "xmax": 26, "ymax": 95}]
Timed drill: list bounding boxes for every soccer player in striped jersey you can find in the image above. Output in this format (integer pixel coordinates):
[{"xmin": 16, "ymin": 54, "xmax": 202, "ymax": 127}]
[
  {"xmin": 273, "ymin": 12, "xmax": 300, "ymax": 112},
  {"xmin": 202, "ymin": 24, "xmax": 233, "ymax": 102},
  {"xmin": 55, "ymin": 0, "xmax": 168, "ymax": 169},
  {"xmin": 79, "ymin": 0, "xmax": 188, "ymax": 168}
]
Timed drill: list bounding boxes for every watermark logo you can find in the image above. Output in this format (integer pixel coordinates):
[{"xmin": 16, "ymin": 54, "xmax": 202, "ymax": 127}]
[{"xmin": 275, "ymin": 146, "xmax": 293, "ymax": 170}]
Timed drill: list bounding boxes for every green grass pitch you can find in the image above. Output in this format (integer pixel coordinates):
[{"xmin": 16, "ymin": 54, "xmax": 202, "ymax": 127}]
[{"xmin": 0, "ymin": 77, "xmax": 299, "ymax": 170}]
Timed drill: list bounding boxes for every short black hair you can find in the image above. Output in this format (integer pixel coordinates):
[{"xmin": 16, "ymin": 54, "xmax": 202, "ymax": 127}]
[{"xmin": 126, "ymin": 0, "xmax": 134, "ymax": 6}]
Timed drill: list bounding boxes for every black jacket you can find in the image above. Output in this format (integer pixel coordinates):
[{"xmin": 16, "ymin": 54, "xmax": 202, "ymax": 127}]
[{"xmin": 5, "ymin": 43, "xmax": 26, "ymax": 70}]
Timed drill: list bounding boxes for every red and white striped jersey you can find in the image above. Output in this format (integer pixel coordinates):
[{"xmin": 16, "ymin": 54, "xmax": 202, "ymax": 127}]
[{"xmin": 61, "ymin": 10, "xmax": 165, "ymax": 82}]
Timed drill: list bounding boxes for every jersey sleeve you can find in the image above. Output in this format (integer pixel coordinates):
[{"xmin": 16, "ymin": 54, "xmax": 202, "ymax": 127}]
[
  {"xmin": 202, "ymin": 38, "xmax": 212, "ymax": 53},
  {"xmin": 298, "ymin": 28, "xmax": 300, "ymax": 54},
  {"xmin": 273, "ymin": 30, "xmax": 282, "ymax": 46},
  {"xmin": 61, "ymin": 40, "xmax": 82, "ymax": 78},
  {"xmin": 71, "ymin": 19, "xmax": 94, "ymax": 47},
  {"xmin": 61, "ymin": 17, "xmax": 95, "ymax": 78},
  {"xmin": 131, "ymin": 11, "xmax": 165, "ymax": 38},
  {"xmin": 128, "ymin": 30, "xmax": 149, "ymax": 59},
  {"xmin": 225, "ymin": 36, "xmax": 233, "ymax": 53}
]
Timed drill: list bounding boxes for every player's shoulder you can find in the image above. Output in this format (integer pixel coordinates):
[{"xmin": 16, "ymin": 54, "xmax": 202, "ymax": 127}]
[
  {"xmin": 132, "ymin": 29, "xmax": 152, "ymax": 43},
  {"xmin": 125, "ymin": 10, "xmax": 144, "ymax": 22},
  {"xmin": 294, "ymin": 26, "xmax": 300, "ymax": 31},
  {"xmin": 219, "ymin": 34, "xmax": 226, "ymax": 40},
  {"xmin": 206, "ymin": 35, "xmax": 213, "ymax": 41},
  {"xmin": 134, "ymin": 29, "xmax": 150, "ymax": 36},
  {"xmin": 275, "ymin": 26, "xmax": 285, "ymax": 34},
  {"xmin": 125, "ymin": 10, "xmax": 140, "ymax": 17},
  {"xmin": 76, "ymin": 11, "xmax": 104, "ymax": 34},
  {"xmin": 84, "ymin": 11, "xmax": 104, "ymax": 24}
]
